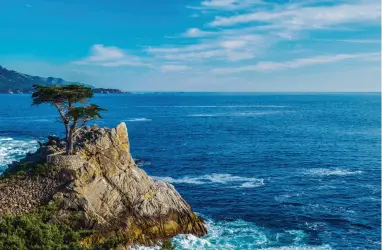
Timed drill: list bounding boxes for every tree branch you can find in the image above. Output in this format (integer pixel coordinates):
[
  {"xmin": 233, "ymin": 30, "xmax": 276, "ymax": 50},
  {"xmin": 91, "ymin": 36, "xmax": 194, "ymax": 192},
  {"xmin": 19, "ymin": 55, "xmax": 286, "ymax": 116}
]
[
  {"xmin": 54, "ymin": 103, "xmax": 68, "ymax": 124},
  {"xmin": 73, "ymin": 119, "xmax": 90, "ymax": 137}
]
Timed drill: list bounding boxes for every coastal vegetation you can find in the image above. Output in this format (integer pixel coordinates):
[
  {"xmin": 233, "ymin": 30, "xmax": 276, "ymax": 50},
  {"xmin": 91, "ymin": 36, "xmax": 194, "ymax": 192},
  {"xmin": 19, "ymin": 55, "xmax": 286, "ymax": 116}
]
[
  {"xmin": 0, "ymin": 194, "xmax": 177, "ymax": 249},
  {"xmin": 0, "ymin": 205, "xmax": 176, "ymax": 249},
  {"xmin": 0, "ymin": 85, "xmax": 204, "ymax": 249},
  {"xmin": 32, "ymin": 84, "xmax": 106, "ymax": 155},
  {"xmin": 0, "ymin": 122, "xmax": 205, "ymax": 249}
]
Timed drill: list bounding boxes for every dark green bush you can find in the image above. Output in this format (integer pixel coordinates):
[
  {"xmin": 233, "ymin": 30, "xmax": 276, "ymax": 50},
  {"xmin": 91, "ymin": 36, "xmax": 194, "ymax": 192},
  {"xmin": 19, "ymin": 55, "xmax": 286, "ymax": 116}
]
[
  {"xmin": 160, "ymin": 239, "xmax": 177, "ymax": 250},
  {"xmin": 0, "ymin": 202, "xmax": 127, "ymax": 250},
  {"xmin": 33, "ymin": 163, "xmax": 58, "ymax": 177},
  {"xmin": 0, "ymin": 212, "xmax": 85, "ymax": 250},
  {"xmin": 0, "ymin": 162, "xmax": 57, "ymax": 180}
]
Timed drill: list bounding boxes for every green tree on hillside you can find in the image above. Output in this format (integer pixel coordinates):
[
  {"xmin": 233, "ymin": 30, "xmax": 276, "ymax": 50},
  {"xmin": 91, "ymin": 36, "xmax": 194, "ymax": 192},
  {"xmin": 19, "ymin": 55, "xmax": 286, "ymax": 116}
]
[{"xmin": 32, "ymin": 84, "xmax": 106, "ymax": 155}]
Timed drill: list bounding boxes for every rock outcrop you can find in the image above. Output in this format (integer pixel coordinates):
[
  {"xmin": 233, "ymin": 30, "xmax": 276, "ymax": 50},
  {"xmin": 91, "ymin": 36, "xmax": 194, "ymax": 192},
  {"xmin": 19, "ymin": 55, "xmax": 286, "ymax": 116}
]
[{"xmin": 0, "ymin": 123, "xmax": 207, "ymax": 246}]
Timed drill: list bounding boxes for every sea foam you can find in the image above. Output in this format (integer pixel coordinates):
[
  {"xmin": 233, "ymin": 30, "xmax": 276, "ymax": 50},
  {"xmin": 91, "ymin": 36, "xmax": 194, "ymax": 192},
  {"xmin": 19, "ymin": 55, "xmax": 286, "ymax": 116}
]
[
  {"xmin": 129, "ymin": 217, "xmax": 333, "ymax": 250},
  {"xmin": 126, "ymin": 118, "xmax": 152, "ymax": 122},
  {"xmin": 304, "ymin": 168, "xmax": 363, "ymax": 176},
  {"xmin": 171, "ymin": 218, "xmax": 332, "ymax": 250},
  {"xmin": 136, "ymin": 105, "xmax": 287, "ymax": 108},
  {"xmin": 152, "ymin": 173, "xmax": 264, "ymax": 188},
  {"xmin": 0, "ymin": 137, "xmax": 38, "ymax": 171},
  {"xmin": 187, "ymin": 111, "xmax": 283, "ymax": 117}
]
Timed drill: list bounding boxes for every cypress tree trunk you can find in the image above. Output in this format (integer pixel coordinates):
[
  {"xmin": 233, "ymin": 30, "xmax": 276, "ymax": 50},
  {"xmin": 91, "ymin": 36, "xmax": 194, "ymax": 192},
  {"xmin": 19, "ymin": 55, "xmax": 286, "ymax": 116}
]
[
  {"xmin": 54, "ymin": 103, "xmax": 69, "ymax": 141},
  {"xmin": 66, "ymin": 132, "xmax": 74, "ymax": 155},
  {"xmin": 66, "ymin": 120, "xmax": 77, "ymax": 155}
]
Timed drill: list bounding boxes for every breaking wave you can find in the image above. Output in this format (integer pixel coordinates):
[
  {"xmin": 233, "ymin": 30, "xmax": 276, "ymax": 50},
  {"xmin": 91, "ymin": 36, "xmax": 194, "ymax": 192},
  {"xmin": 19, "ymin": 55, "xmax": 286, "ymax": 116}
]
[
  {"xmin": 136, "ymin": 105, "xmax": 287, "ymax": 108},
  {"xmin": 187, "ymin": 111, "xmax": 283, "ymax": 117},
  {"xmin": 173, "ymin": 218, "xmax": 331, "ymax": 250},
  {"xmin": 126, "ymin": 118, "xmax": 152, "ymax": 122},
  {"xmin": 133, "ymin": 217, "xmax": 332, "ymax": 250},
  {"xmin": 152, "ymin": 173, "xmax": 264, "ymax": 188},
  {"xmin": 0, "ymin": 137, "xmax": 38, "ymax": 172},
  {"xmin": 134, "ymin": 158, "xmax": 152, "ymax": 167},
  {"xmin": 304, "ymin": 168, "xmax": 363, "ymax": 176}
]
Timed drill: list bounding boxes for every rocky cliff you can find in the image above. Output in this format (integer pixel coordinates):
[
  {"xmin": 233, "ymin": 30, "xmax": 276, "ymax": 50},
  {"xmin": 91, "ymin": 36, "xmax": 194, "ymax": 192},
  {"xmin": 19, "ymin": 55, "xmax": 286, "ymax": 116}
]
[{"xmin": 0, "ymin": 123, "xmax": 206, "ymax": 247}]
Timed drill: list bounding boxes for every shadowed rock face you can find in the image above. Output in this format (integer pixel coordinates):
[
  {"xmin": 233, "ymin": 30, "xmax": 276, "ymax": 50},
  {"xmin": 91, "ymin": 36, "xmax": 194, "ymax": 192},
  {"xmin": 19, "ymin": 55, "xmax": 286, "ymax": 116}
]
[{"xmin": 0, "ymin": 122, "xmax": 207, "ymax": 245}]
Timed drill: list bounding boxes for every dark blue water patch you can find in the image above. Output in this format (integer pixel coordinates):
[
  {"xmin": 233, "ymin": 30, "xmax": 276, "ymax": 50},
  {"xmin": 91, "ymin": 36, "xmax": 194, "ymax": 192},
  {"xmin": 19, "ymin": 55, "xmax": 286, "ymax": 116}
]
[{"xmin": 0, "ymin": 93, "xmax": 380, "ymax": 249}]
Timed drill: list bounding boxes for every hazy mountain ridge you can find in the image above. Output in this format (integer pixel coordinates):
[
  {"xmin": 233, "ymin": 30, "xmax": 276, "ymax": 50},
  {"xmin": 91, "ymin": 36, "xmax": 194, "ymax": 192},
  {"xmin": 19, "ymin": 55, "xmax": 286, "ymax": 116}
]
[{"xmin": 0, "ymin": 66, "xmax": 124, "ymax": 94}]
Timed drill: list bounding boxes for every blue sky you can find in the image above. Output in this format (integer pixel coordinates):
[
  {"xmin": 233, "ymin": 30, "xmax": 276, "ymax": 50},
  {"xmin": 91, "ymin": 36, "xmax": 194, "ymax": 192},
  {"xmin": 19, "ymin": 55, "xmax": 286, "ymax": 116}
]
[{"xmin": 1, "ymin": 0, "xmax": 380, "ymax": 91}]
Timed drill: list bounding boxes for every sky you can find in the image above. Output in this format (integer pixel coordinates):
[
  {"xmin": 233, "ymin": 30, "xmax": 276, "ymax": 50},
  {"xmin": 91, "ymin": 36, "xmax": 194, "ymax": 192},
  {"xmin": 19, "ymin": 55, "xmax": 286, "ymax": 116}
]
[{"xmin": 0, "ymin": 0, "xmax": 381, "ymax": 92}]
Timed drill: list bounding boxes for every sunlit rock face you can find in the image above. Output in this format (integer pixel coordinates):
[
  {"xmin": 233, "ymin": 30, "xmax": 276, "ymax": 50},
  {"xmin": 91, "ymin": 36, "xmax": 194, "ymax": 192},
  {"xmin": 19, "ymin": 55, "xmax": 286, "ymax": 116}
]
[{"xmin": 0, "ymin": 122, "xmax": 207, "ymax": 245}]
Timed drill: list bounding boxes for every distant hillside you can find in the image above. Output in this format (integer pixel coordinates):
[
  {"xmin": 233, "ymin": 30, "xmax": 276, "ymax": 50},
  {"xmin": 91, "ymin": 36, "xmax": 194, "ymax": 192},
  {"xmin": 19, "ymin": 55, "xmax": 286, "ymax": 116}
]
[{"xmin": 0, "ymin": 66, "xmax": 124, "ymax": 94}]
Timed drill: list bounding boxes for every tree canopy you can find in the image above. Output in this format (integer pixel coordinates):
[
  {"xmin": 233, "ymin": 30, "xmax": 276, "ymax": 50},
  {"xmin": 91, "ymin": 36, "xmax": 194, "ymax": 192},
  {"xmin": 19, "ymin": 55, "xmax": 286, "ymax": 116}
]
[
  {"xmin": 32, "ymin": 84, "xmax": 106, "ymax": 155},
  {"xmin": 32, "ymin": 84, "xmax": 93, "ymax": 106}
]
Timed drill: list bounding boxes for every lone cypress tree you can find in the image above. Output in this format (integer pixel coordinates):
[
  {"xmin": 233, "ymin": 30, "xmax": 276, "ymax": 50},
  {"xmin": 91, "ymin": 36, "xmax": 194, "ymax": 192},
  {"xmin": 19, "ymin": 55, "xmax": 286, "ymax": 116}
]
[{"xmin": 32, "ymin": 84, "xmax": 106, "ymax": 155}]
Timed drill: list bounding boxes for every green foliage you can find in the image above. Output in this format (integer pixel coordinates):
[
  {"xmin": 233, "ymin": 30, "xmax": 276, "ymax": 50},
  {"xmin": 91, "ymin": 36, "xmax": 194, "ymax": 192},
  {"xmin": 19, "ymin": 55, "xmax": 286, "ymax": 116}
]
[
  {"xmin": 0, "ymin": 162, "xmax": 57, "ymax": 180},
  {"xmin": 34, "ymin": 163, "xmax": 58, "ymax": 177},
  {"xmin": 160, "ymin": 239, "xmax": 177, "ymax": 250},
  {"xmin": 0, "ymin": 201, "xmax": 175, "ymax": 249},
  {"xmin": 67, "ymin": 104, "xmax": 106, "ymax": 122},
  {"xmin": 32, "ymin": 84, "xmax": 93, "ymax": 106},
  {"xmin": 0, "ymin": 211, "xmax": 86, "ymax": 250},
  {"xmin": 0, "ymin": 202, "xmax": 128, "ymax": 250},
  {"xmin": 91, "ymin": 237, "xmax": 128, "ymax": 250},
  {"xmin": 32, "ymin": 84, "xmax": 106, "ymax": 155}
]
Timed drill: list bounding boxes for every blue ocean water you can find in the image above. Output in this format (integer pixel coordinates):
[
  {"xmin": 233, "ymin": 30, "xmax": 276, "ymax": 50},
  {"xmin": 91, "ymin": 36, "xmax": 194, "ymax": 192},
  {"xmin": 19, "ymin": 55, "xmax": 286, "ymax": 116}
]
[{"xmin": 0, "ymin": 93, "xmax": 380, "ymax": 250}]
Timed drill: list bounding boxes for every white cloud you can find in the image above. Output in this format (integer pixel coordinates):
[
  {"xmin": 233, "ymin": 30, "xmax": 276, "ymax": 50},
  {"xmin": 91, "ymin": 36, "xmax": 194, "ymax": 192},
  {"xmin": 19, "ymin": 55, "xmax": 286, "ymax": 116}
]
[
  {"xmin": 68, "ymin": 0, "xmax": 380, "ymax": 91},
  {"xmin": 161, "ymin": 49, "xmax": 224, "ymax": 61},
  {"xmin": 150, "ymin": 1, "xmax": 380, "ymax": 67},
  {"xmin": 220, "ymin": 40, "xmax": 247, "ymax": 49},
  {"xmin": 161, "ymin": 65, "xmax": 190, "ymax": 72},
  {"xmin": 198, "ymin": 0, "xmax": 266, "ymax": 10},
  {"xmin": 83, "ymin": 44, "xmax": 124, "ymax": 62},
  {"xmin": 148, "ymin": 34, "xmax": 266, "ymax": 62},
  {"xmin": 201, "ymin": 0, "xmax": 239, "ymax": 9},
  {"xmin": 213, "ymin": 52, "xmax": 380, "ymax": 73},
  {"xmin": 220, "ymin": 35, "xmax": 264, "ymax": 49},
  {"xmin": 182, "ymin": 28, "xmax": 215, "ymax": 37},
  {"xmin": 209, "ymin": 1, "xmax": 381, "ymax": 29},
  {"xmin": 146, "ymin": 43, "xmax": 215, "ymax": 54},
  {"xmin": 319, "ymin": 39, "xmax": 381, "ymax": 44},
  {"xmin": 73, "ymin": 44, "xmax": 151, "ymax": 67}
]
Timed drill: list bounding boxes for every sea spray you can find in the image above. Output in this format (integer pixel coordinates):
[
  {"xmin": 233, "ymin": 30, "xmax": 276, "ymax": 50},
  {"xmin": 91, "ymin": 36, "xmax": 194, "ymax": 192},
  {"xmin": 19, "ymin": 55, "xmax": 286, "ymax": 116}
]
[{"xmin": 0, "ymin": 137, "xmax": 38, "ymax": 172}]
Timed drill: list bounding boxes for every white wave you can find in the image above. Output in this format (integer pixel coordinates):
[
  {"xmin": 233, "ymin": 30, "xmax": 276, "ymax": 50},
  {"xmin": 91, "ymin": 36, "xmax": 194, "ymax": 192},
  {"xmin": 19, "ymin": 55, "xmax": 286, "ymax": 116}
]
[
  {"xmin": 187, "ymin": 111, "xmax": 282, "ymax": 117},
  {"xmin": 304, "ymin": 168, "xmax": 363, "ymax": 176},
  {"xmin": 303, "ymin": 203, "xmax": 356, "ymax": 216},
  {"xmin": 172, "ymin": 218, "xmax": 332, "ymax": 250},
  {"xmin": 264, "ymin": 246, "xmax": 332, "ymax": 250},
  {"xmin": 0, "ymin": 137, "xmax": 38, "ymax": 170},
  {"xmin": 188, "ymin": 114, "xmax": 216, "ymax": 117},
  {"xmin": 134, "ymin": 159, "xmax": 152, "ymax": 167},
  {"xmin": 152, "ymin": 173, "xmax": 264, "ymax": 188},
  {"xmin": 136, "ymin": 105, "xmax": 287, "ymax": 108},
  {"xmin": 241, "ymin": 180, "xmax": 264, "ymax": 188},
  {"xmin": 0, "ymin": 138, "xmax": 13, "ymax": 141},
  {"xmin": 304, "ymin": 222, "xmax": 327, "ymax": 231},
  {"xmin": 132, "ymin": 218, "xmax": 332, "ymax": 250},
  {"xmin": 131, "ymin": 246, "xmax": 159, "ymax": 250},
  {"xmin": 126, "ymin": 118, "xmax": 152, "ymax": 122}
]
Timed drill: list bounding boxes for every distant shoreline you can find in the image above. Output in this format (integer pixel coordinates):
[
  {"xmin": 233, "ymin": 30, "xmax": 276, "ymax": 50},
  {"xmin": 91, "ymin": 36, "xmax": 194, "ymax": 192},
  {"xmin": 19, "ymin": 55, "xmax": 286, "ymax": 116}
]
[
  {"xmin": 1, "ymin": 88, "xmax": 128, "ymax": 95},
  {"xmin": 0, "ymin": 91, "xmax": 379, "ymax": 95}
]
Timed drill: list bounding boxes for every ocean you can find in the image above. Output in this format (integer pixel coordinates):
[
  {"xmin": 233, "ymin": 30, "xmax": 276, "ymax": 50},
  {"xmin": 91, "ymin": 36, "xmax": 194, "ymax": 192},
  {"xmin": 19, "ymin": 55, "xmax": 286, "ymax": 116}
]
[{"xmin": 0, "ymin": 93, "xmax": 380, "ymax": 249}]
